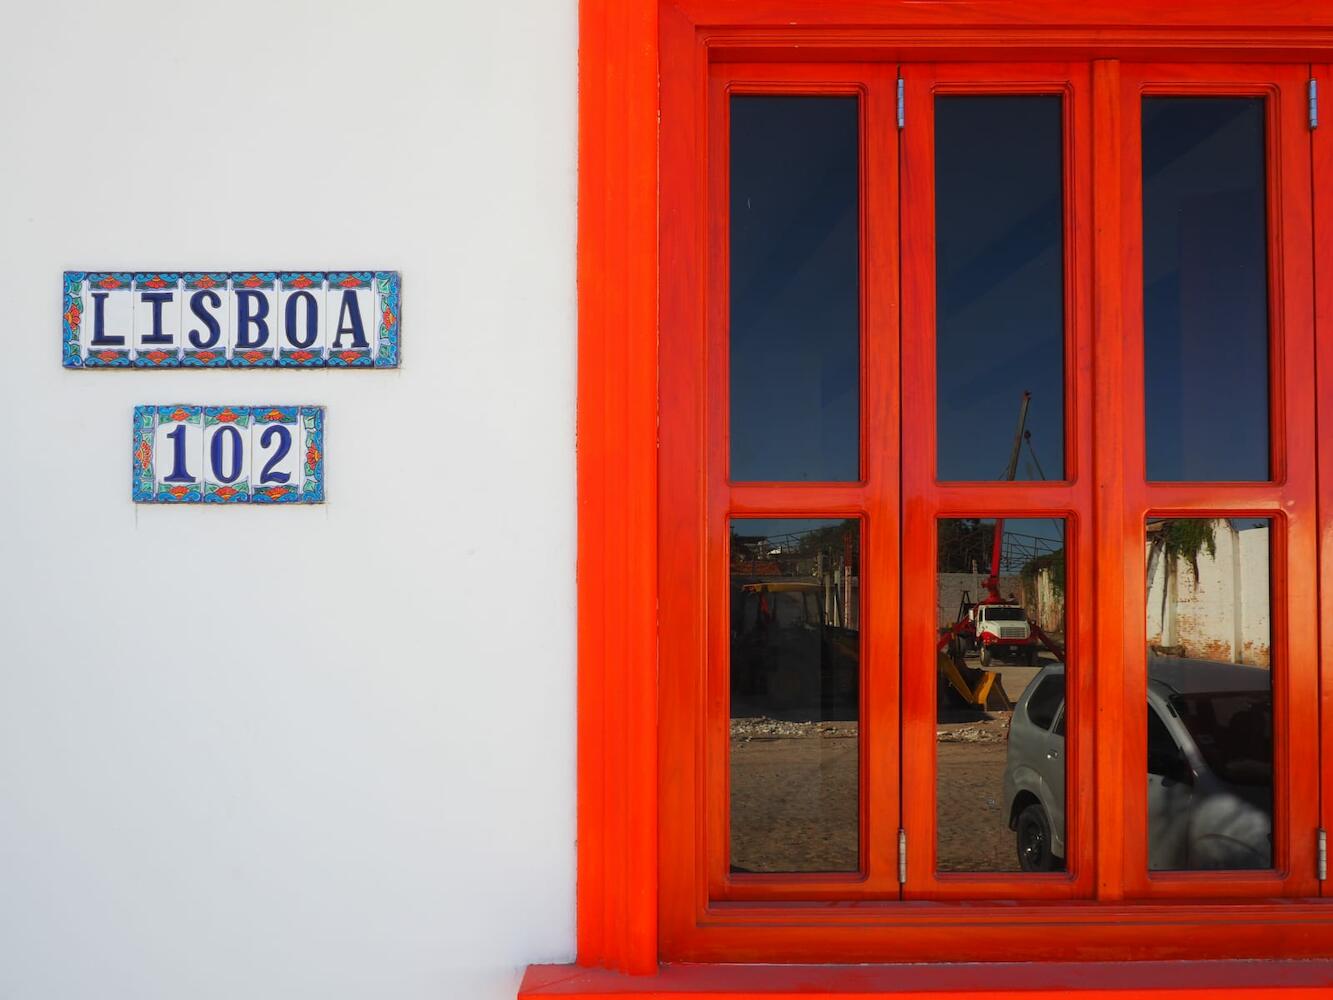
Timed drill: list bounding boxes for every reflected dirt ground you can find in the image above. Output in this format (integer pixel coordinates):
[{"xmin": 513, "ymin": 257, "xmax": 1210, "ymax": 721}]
[{"xmin": 730, "ymin": 719, "xmax": 859, "ymax": 873}]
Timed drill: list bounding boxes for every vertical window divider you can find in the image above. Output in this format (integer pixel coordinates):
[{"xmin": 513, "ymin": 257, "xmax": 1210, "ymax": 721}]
[{"xmin": 1091, "ymin": 56, "xmax": 1129, "ymax": 903}]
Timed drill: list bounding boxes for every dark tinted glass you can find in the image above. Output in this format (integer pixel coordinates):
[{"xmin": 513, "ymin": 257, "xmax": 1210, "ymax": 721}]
[
  {"xmin": 936, "ymin": 517, "xmax": 1067, "ymax": 872},
  {"xmin": 935, "ymin": 96, "xmax": 1065, "ymax": 482},
  {"xmin": 729, "ymin": 96, "xmax": 860, "ymax": 483},
  {"xmin": 1026, "ymin": 674, "xmax": 1065, "ymax": 731},
  {"xmin": 1142, "ymin": 98, "xmax": 1270, "ymax": 482},
  {"xmin": 730, "ymin": 518, "xmax": 859, "ymax": 872},
  {"xmin": 1145, "ymin": 517, "xmax": 1273, "ymax": 870}
]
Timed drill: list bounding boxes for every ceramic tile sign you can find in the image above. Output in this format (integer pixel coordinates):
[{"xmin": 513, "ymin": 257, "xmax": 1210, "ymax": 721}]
[
  {"xmin": 132, "ymin": 405, "xmax": 325, "ymax": 504},
  {"xmin": 63, "ymin": 272, "xmax": 400, "ymax": 368}
]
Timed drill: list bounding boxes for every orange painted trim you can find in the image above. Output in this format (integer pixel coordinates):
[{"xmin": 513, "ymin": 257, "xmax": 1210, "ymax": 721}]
[
  {"xmin": 576, "ymin": 0, "xmax": 660, "ymax": 976},
  {"xmin": 1114, "ymin": 62, "xmax": 1319, "ymax": 899},
  {"xmin": 897, "ymin": 59, "xmax": 1095, "ymax": 902},
  {"xmin": 520, "ymin": 960, "xmax": 1333, "ymax": 998},
  {"xmin": 1317, "ymin": 61, "xmax": 1333, "ymax": 905},
  {"xmin": 570, "ymin": 0, "xmax": 1333, "ymax": 983}
]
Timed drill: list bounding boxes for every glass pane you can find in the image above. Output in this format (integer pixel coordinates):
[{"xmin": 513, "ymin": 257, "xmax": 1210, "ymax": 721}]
[
  {"xmin": 936, "ymin": 517, "xmax": 1067, "ymax": 872},
  {"xmin": 1145, "ymin": 517, "xmax": 1273, "ymax": 870},
  {"xmin": 935, "ymin": 96, "xmax": 1065, "ymax": 482},
  {"xmin": 1142, "ymin": 98, "xmax": 1270, "ymax": 482},
  {"xmin": 730, "ymin": 518, "xmax": 860, "ymax": 872},
  {"xmin": 729, "ymin": 96, "xmax": 860, "ymax": 483}
]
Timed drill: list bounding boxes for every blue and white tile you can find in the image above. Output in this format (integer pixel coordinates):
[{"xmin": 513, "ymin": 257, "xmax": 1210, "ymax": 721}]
[
  {"xmin": 152, "ymin": 405, "xmax": 203, "ymax": 502},
  {"xmin": 227, "ymin": 272, "xmax": 279, "ymax": 368},
  {"xmin": 202, "ymin": 406, "xmax": 252, "ymax": 503},
  {"xmin": 132, "ymin": 273, "xmax": 182, "ymax": 367},
  {"xmin": 181, "ymin": 274, "xmax": 230, "ymax": 367},
  {"xmin": 297, "ymin": 406, "xmax": 326, "ymax": 502},
  {"xmin": 82, "ymin": 272, "xmax": 134, "ymax": 367},
  {"xmin": 278, "ymin": 273, "xmax": 328, "ymax": 367},
  {"xmin": 250, "ymin": 406, "xmax": 302, "ymax": 503},
  {"xmin": 325, "ymin": 272, "xmax": 375, "ymax": 367},
  {"xmin": 373, "ymin": 271, "xmax": 401, "ymax": 368}
]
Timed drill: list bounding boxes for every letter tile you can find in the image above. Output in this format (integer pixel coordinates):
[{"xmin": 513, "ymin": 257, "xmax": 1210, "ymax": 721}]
[
  {"xmin": 325, "ymin": 272, "xmax": 375, "ymax": 367},
  {"xmin": 278, "ymin": 272, "xmax": 328, "ymax": 367},
  {"xmin": 132, "ymin": 273, "xmax": 182, "ymax": 367},
  {"xmin": 228, "ymin": 272, "xmax": 279, "ymax": 367},
  {"xmin": 82, "ymin": 272, "xmax": 134, "ymax": 368},
  {"xmin": 181, "ymin": 274, "xmax": 230, "ymax": 367}
]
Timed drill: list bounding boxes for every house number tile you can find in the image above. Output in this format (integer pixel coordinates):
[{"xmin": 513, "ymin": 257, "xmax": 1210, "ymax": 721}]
[{"xmin": 133, "ymin": 405, "xmax": 325, "ymax": 504}]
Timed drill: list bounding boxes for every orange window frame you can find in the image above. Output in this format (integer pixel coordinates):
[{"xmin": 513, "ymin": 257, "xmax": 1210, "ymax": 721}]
[{"xmin": 568, "ymin": 0, "xmax": 1333, "ymax": 984}]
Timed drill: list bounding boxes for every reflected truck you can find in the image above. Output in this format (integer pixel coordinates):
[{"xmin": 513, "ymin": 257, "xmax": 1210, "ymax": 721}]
[{"xmin": 1003, "ymin": 657, "xmax": 1272, "ymax": 872}]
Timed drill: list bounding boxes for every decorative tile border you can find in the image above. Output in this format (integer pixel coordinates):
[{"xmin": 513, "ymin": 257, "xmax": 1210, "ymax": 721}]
[
  {"xmin": 131, "ymin": 404, "xmax": 326, "ymax": 504},
  {"xmin": 64, "ymin": 271, "xmax": 401, "ymax": 368}
]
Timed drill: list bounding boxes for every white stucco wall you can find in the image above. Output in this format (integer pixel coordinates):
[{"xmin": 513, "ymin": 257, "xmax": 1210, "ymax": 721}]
[{"xmin": 0, "ymin": 3, "xmax": 577, "ymax": 998}]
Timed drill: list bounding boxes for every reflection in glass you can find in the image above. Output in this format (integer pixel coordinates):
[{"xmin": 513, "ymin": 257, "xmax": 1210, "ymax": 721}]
[
  {"xmin": 936, "ymin": 517, "xmax": 1067, "ymax": 872},
  {"xmin": 730, "ymin": 518, "xmax": 859, "ymax": 872},
  {"xmin": 729, "ymin": 96, "xmax": 860, "ymax": 483},
  {"xmin": 1145, "ymin": 517, "xmax": 1273, "ymax": 870},
  {"xmin": 935, "ymin": 96, "xmax": 1065, "ymax": 482},
  {"xmin": 1143, "ymin": 98, "xmax": 1270, "ymax": 482}
]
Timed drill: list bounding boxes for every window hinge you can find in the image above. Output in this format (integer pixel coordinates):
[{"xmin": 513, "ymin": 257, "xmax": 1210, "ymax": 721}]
[
  {"xmin": 897, "ymin": 828, "xmax": 907, "ymax": 883},
  {"xmin": 897, "ymin": 78, "xmax": 905, "ymax": 129},
  {"xmin": 1310, "ymin": 79, "xmax": 1319, "ymax": 130},
  {"xmin": 1319, "ymin": 828, "xmax": 1327, "ymax": 881}
]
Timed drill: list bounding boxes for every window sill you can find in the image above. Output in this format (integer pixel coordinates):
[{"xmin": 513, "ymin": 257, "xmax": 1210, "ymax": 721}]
[{"xmin": 519, "ymin": 961, "xmax": 1333, "ymax": 998}]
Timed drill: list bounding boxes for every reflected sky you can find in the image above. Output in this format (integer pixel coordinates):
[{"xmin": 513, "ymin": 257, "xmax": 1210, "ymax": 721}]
[
  {"xmin": 935, "ymin": 96, "xmax": 1065, "ymax": 482},
  {"xmin": 1143, "ymin": 98, "xmax": 1270, "ymax": 482},
  {"xmin": 730, "ymin": 96, "xmax": 860, "ymax": 483},
  {"xmin": 726, "ymin": 95, "xmax": 1271, "ymax": 486}
]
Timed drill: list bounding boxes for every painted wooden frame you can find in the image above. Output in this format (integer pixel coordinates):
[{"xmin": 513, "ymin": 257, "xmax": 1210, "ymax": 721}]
[{"xmin": 556, "ymin": 0, "xmax": 1333, "ymax": 992}]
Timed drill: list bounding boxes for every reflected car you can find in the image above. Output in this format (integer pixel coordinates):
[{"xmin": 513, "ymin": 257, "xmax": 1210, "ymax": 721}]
[{"xmin": 1003, "ymin": 658, "xmax": 1272, "ymax": 872}]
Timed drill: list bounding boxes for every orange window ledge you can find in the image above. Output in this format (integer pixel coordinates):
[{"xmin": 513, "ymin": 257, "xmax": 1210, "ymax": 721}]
[{"xmin": 520, "ymin": 961, "xmax": 1333, "ymax": 999}]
